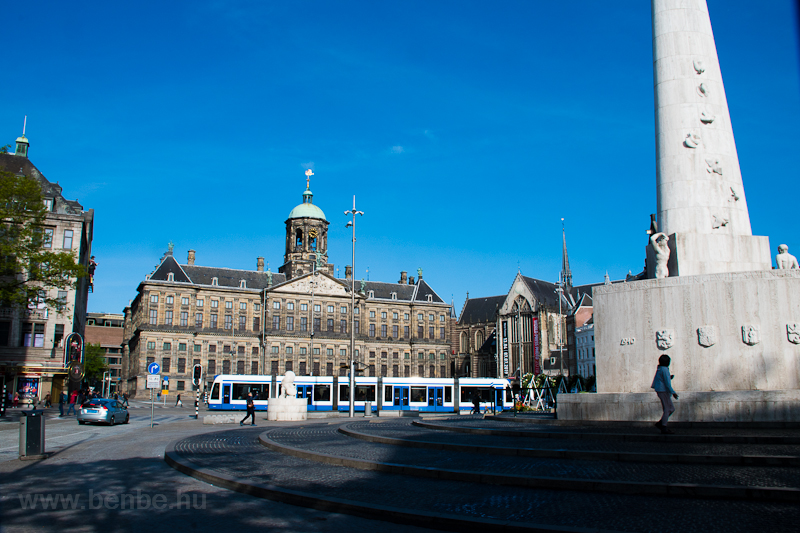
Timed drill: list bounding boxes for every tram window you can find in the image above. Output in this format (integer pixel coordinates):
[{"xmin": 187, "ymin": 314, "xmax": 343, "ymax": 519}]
[
  {"xmin": 211, "ymin": 383, "xmax": 220, "ymax": 400},
  {"xmin": 460, "ymin": 387, "xmax": 492, "ymax": 403},
  {"xmin": 233, "ymin": 383, "xmax": 267, "ymax": 400},
  {"xmin": 384, "ymin": 386, "xmax": 392, "ymax": 402},
  {"xmin": 444, "ymin": 386, "xmax": 452, "ymax": 403},
  {"xmin": 313, "ymin": 385, "xmax": 330, "ymax": 402},
  {"xmin": 355, "ymin": 385, "xmax": 375, "ymax": 402},
  {"xmin": 410, "ymin": 387, "xmax": 426, "ymax": 403},
  {"xmin": 339, "ymin": 385, "xmax": 349, "ymax": 402}
]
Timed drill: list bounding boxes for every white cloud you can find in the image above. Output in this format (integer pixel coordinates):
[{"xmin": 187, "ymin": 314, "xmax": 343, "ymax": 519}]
[{"xmin": 390, "ymin": 146, "xmax": 404, "ymax": 154}]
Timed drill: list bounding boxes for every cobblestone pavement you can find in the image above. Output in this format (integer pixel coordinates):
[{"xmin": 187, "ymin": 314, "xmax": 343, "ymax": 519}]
[
  {"xmin": 265, "ymin": 423, "xmax": 800, "ymax": 488},
  {"xmin": 346, "ymin": 419, "xmax": 800, "ymax": 458},
  {"xmin": 171, "ymin": 420, "xmax": 800, "ymax": 533},
  {"xmin": 0, "ymin": 416, "xmax": 438, "ymax": 533}
]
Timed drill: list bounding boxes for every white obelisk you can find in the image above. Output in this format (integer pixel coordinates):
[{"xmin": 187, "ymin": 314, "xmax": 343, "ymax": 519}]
[{"xmin": 652, "ymin": 0, "xmax": 770, "ymax": 275}]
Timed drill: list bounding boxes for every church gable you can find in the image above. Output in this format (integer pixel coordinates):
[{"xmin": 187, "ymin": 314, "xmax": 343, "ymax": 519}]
[{"xmin": 270, "ymin": 272, "xmax": 350, "ymax": 297}]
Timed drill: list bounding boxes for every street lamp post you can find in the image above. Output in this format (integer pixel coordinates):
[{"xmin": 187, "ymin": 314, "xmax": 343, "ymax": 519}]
[{"xmin": 345, "ymin": 196, "xmax": 364, "ymax": 418}]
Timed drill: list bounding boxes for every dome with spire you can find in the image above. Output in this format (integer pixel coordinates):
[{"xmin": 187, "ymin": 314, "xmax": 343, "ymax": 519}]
[{"xmin": 288, "ymin": 171, "xmax": 327, "ymax": 221}]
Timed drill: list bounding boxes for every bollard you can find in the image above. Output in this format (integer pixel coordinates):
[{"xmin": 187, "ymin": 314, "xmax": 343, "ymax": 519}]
[
  {"xmin": 1, "ymin": 381, "xmax": 6, "ymax": 417},
  {"xmin": 195, "ymin": 388, "xmax": 199, "ymax": 420},
  {"xmin": 20, "ymin": 409, "xmax": 46, "ymax": 459}
]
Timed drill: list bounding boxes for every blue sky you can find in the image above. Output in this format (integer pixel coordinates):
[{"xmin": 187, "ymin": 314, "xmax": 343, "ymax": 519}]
[{"xmin": 2, "ymin": 1, "xmax": 798, "ymax": 315}]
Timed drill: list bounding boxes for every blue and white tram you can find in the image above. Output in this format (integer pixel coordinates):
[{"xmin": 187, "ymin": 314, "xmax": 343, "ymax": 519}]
[{"xmin": 208, "ymin": 374, "xmax": 513, "ymax": 413}]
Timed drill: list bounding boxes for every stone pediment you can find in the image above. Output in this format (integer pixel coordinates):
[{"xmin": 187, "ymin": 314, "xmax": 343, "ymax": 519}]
[{"xmin": 271, "ymin": 273, "xmax": 350, "ymax": 297}]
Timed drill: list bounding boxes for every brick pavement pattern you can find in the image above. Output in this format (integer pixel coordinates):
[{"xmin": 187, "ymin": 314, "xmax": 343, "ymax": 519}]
[{"xmin": 169, "ymin": 416, "xmax": 800, "ymax": 532}]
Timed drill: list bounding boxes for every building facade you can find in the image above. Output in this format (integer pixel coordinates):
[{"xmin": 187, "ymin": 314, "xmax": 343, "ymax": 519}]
[
  {"xmin": 85, "ymin": 312, "xmax": 124, "ymax": 394},
  {"xmin": 122, "ymin": 182, "xmax": 454, "ymax": 397},
  {"xmin": 0, "ymin": 133, "xmax": 94, "ymax": 405}
]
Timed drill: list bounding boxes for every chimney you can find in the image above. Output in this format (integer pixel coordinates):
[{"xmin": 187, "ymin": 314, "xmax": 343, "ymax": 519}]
[
  {"xmin": 409, "ymin": 276, "xmax": 415, "ymax": 285},
  {"xmin": 345, "ymin": 265, "xmax": 353, "ymax": 280},
  {"xmin": 187, "ymin": 250, "xmax": 196, "ymax": 265},
  {"xmin": 257, "ymin": 257, "xmax": 265, "ymax": 272},
  {"xmin": 399, "ymin": 271, "xmax": 407, "ymax": 284}
]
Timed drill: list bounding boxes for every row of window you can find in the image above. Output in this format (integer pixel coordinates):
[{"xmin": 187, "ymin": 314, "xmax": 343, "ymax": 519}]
[
  {"xmin": 149, "ymin": 310, "xmax": 260, "ymax": 331},
  {"xmin": 147, "ymin": 340, "xmax": 259, "ymax": 355},
  {"xmin": 40, "ymin": 228, "xmax": 73, "ymax": 250},
  {"xmin": 149, "ymin": 294, "xmax": 262, "ymax": 312}
]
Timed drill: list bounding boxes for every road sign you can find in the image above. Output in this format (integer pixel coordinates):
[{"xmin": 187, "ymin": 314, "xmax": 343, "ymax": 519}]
[
  {"xmin": 161, "ymin": 390, "xmax": 169, "ymax": 395},
  {"xmin": 148, "ymin": 362, "xmax": 160, "ymax": 374},
  {"xmin": 146, "ymin": 374, "xmax": 160, "ymax": 389},
  {"xmin": 162, "ymin": 376, "xmax": 169, "ymax": 382}
]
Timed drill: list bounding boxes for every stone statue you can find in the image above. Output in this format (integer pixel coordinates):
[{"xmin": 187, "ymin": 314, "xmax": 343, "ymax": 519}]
[
  {"xmin": 315, "ymin": 251, "xmax": 324, "ymax": 268},
  {"xmin": 360, "ymin": 279, "xmax": 366, "ymax": 293},
  {"xmin": 776, "ymin": 244, "xmax": 799, "ymax": 269},
  {"xmin": 417, "ymin": 267, "xmax": 423, "ymax": 279},
  {"xmin": 650, "ymin": 232, "xmax": 670, "ymax": 279},
  {"xmin": 267, "ymin": 269, "xmax": 273, "ymax": 286},
  {"xmin": 280, "ymin": 370, "xmax": 297, "ymax": 398}
]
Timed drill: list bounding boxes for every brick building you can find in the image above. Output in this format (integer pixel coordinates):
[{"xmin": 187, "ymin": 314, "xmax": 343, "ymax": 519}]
[{"xmin": 84, "ymin": 312, "xmax": 124, "ymax": 394}]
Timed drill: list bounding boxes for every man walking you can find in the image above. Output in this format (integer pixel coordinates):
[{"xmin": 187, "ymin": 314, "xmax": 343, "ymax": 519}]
[
  {"xmin": 240, "ymin": 393, "xmax": 256, "ymax": 426},
  {"xmin": 66, "ymin": 390, "xmax": 78, "ymax": 416},
  {"xmin": 651, "ymin": 354, "xmax": 679, "ymax": 434},
  {"xmin": 59, "ymin": 389, "xmax": 67, "ymax": 417}
]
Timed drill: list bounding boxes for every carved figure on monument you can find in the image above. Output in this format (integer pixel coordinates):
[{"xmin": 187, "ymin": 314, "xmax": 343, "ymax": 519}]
[
  {"xmin": 729, "ymin": 188, "xmax": 739, "ymax": 202},
  {"xmin": 712, "ymin": 215, "xmax": 729, "ymax": 230},
  {"xmin": 741, "ymin": 325, "xmax": 760, "ymax": 346},
  {"xmin": 776, "ymin": 244, "xmax": 799, "ymax": 269},
  {"xmin": 697, "ymin": 83, "xmax": 708, "ymax": 97},
  {"xmin": 693, "ymin": 59, "xmax": 705, "ymax": 74},
  {"xmin": 697, "ymin": 326, "xmax": 716, "ymax": 347},
  {"xmin": 280, "ymin": 370, "xmax": 297, "ymax": 398},
  {"xmin": 787, "ymin": 324, "xmax": 800, "ymax": 344},
  {"xmin": 650, "ymin": 232, "xmax": 670, "ymax": 279},
  {"xmin": 655, "ymin": 329, "xmax": 674, "ymax": 350},
  {"xmin": 683, "ymin": 133, "xmax": 701, "ymax": 148},
  {"xmin": 705, "ymin": 158, "xmax": 723, "ymax": 175},
  {"xmin": 699, "ymin": 111, "xmax": 715, "ymax": 124}
]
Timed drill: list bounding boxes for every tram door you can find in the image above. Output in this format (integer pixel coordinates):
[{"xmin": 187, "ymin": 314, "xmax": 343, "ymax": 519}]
[
  {"xmin": 428, "ymin": 387, "xmax": 444, "ymax": 411},
  {"xmin": 495, "ymin": 388, "xmax": 504, "ymax": 412},
  {"xmin": 297, "ymin": 385, "xmax": 313, "ymax": 406},
  {"xmin": 222, "ymin": 384, "xmax": 231, "ymax": 405},
  {"xmin": 393, "ymin": 386, "xmax": 409, "ymax": 409}
]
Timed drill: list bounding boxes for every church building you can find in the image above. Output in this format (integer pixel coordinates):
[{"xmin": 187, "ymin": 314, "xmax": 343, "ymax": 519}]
[{"xmin": 122, "ymin": 176, "xmax": 454, "ymax": 396}]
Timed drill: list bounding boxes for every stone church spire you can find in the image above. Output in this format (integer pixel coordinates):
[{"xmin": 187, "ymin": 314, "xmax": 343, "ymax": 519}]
[{"xmin": 561, "ymin": 218, "xmax": 572, "ymax": 292}]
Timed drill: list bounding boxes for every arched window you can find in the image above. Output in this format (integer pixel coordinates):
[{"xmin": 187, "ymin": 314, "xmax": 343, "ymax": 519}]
[
  {"xmin": 295, "ymin": 229, "xmax": 303, "ymax": 248},
  {"xmin": 167, "ymin": 272, "xmax": 174, "ymax": 281},
  {"xmin": 475, "ymin": 330, "xmax": 484, "ymax": 349},
  {"xmin": 460, "ymin": 332, "xmax": 469, "ymax": 354}
]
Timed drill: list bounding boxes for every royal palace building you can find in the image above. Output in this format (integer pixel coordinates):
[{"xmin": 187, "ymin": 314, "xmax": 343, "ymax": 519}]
[{"xmin": 122, "ymin": 180, "xmax": 454, "ymax": 396}]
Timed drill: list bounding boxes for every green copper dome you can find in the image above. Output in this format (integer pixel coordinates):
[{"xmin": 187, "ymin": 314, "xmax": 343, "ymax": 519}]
[{"xmin": 288, "ymin": 188, "xmax": 327, "ymax": 221}]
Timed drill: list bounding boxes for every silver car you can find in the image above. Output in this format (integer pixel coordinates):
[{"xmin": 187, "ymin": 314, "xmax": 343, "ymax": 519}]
[{"xmin": 77, "ymin": 398, "xmax": 130, "ymax": 425}]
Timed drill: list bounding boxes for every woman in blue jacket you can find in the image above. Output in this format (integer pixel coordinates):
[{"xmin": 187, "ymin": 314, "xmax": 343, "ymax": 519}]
[{"xmin": 651, "ymin": 354, "xmax": 678, "ymax": 434}]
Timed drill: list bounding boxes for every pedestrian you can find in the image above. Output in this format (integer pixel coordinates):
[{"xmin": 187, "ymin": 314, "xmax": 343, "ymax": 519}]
[
  {"xmin": 66, "ymin": 390, "xmax": 78, "ymax": 416},
  {"xmin": 176, "ymin": 393, "xmax": 182, "ymax": 407},
  {"xmin": 13, "ymin": 391, "xmax": 19, "ymax": 408},
  {"xmin": 471, "ymin": 392, "xmax": 481, "ymax": 415},
  {"xmin": 44, "ymin": 393, "xmax": 51, "ymax": 408},
  {"xmin": 240, "ymin": 393, "xmax": 256, "ymax": 426},
  {"xmin": 122, "ymin": 392, "xmax": 129, "ymax": 407},
  {"xmin": 651, "ymin": 354, "xmax": 679, "ymax": 434},
  {"xmin": 59, "ymin": 389, "xmax": 67, "ymax": 417}
]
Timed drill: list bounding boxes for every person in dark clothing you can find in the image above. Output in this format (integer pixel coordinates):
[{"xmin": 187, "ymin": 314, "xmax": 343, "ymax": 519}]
[
  {"xmin": 471, "ymin": 392, "xmax": 481, "ymax": 415},
  {"xmin": 240, "ymin": 393, "xmax": 256, "ymax": 426},
  {"xmin": 59, "ymin": 390, "xmax": 67, "ymax": 417}
]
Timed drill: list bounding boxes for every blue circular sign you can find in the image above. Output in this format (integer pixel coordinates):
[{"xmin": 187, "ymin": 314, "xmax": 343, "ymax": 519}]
[{"xmin": 148, "ymin": 362, "xmax": 160, "ymax": 374}]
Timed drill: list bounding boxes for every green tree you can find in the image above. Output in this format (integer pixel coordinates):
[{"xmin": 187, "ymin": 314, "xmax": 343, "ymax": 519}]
[
  {"xmin": 83, "ymin": 343, "xmax": 109, "ymax": 383},
  {"xmin": 0, "ymin": 171, "xmax": 86, "ymax": 310}
]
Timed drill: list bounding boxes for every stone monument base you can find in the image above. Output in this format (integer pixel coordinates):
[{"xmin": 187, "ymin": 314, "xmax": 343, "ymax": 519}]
[
  {"xmin": 558, "ymin": 390, "xmax": 800, "ymax": 423},
  {"xmin": 267, "ymin": 397, "xmax": 307, "ymax": 421}
]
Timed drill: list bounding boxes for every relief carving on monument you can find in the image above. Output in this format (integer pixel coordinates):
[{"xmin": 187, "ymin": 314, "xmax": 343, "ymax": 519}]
[
  {"xmin": 693, "ymin": 59, "xmax": 705, "ymax": 74},
  {"xmin": 697, "ymin": 326, "xmax": 716, "ymax": 347},
  {"xmin": 697, "ymin": 83, "xmax": 708, "ymax": 97},
  {"xmin": 741, "ymin": 325, "xmax": 761, "ymax": 346},
  {"xmin": 684, "ymin": 132, "xmax": 701, "ymax": 148},
  {"xmin": 729, "ymin": 187, "xmax": 739, "ymax": 202},
  {"xmin": 700, "ymin": 110, "xmax": 715, "ymax": 124},
  {"xmin": 705, "ymin": 158, "xmax": 723, "ymax": 175},
  {"xmin": 620, "ymin": 337, "xmax": 635, "ymax": 346},
  {"xmin": 712, "ymin": 215, "xmax": 729, "ymax": 229},
  {"xmin": 787, "ymin": 324, "xmax": 800, "ymax": 344},
  {"xmin": 655, "ymin": 329, "xmax": 674, "ymax": 350}
]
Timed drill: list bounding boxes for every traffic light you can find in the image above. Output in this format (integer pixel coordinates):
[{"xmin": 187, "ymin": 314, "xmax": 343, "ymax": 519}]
[{"xmin": 193, "ymin": 364, "xmax": 203, "ymax": 385}]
